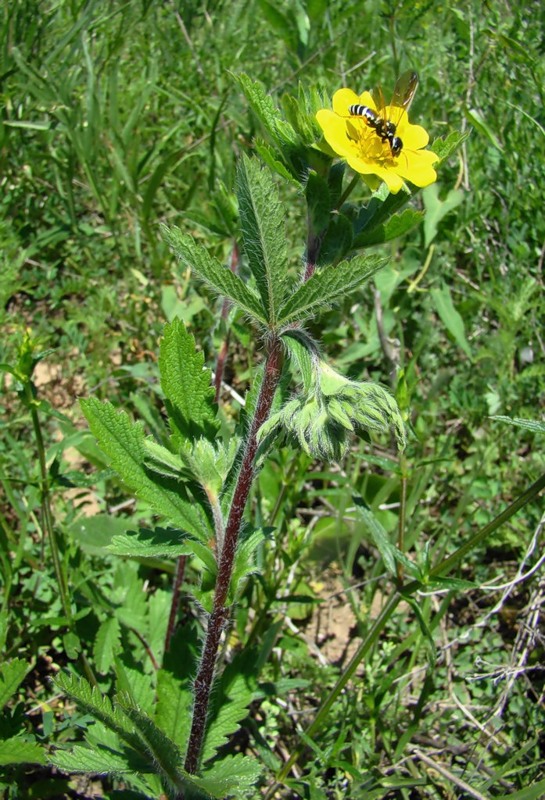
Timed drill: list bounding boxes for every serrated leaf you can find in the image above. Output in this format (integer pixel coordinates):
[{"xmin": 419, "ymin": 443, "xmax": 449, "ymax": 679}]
[
  {"xmin": 194, "ymin": 753, "xmax": 262, "ymax": 798},
  {"xmin": 162, "ymin": 226, "xmax": 267, "ymax": 325},
  {"xmin": 80, "ymin": 398, "xmax": 208, "ymax": 541},
  {"xmin": 430, "ymin": 284, "xmax": 472, "ymax": 358},
  {"xmin": 159, "ymin": 319, "xmax": 218, "ymax": 445},
  {"xmin": 233, "ymin": 73, "xmax": 298, "ymax": 150},
  {"xmin": 50, "ymin": 744, "xmax": 136, "ymax": 774},
  {"xmin": 431, "ymin": 130, "xmax": 469, "ymax": 162},
  {"xmin": 354, "ymin": 208, "xmax": 423, "ymax": 248},
  {"xmin": 118, "ymin": 696, "xmax": 184, "ymax": 791},
  {"xmin": 108, "ymin": 528, "xmax": 216, "ymax": 574},
  {"xmin": 236, "ymin": 155, "xmax": 289, "ymax": 326},
  {"xmin": 254, "ymin": 140, "xmax": 299, "ymax": 185},
  {"xmin": 0, "ymin": 659, "xmax": 29, "ymax": 709},
  {"xmin": 277, "ymin": 255, "xmax": 386, "ymax": 325},
  {"xmin": 201, "ymin": 674, "xmax": 255, "ymax": 765},
  {"xmin": 155, "ymin": 670, "xmax": 193, "ymax": 754},
  {"xmin": 0, "ymin": 737, "xmax": 46, "ymax": 766},
  {"xmin": 94, "ymin": 618, "xmax": 121, "ymax": 675},
  {"xmin": 490, "ymin": 416, "xmax": 545, "ymax": 435},
  {"xmin": 354, "ymin": 496, "xmax": 420, "ymax": 578}
]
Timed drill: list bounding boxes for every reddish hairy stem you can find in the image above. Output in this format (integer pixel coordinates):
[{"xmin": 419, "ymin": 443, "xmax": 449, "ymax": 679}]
[{"xmin": 183, "ymin": 334, "xmax": 284, "ymax": 775}]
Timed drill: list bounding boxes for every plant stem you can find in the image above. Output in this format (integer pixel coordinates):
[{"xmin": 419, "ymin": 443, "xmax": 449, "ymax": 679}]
[{"xmin": 183, "ymin": 333, "xmax": 284, "ymax": 775}]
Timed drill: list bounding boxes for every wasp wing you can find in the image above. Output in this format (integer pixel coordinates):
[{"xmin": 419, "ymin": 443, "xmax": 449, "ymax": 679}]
[{"xmin": 388, "ymin": 70, "xmax": 419, "ymax": 127}]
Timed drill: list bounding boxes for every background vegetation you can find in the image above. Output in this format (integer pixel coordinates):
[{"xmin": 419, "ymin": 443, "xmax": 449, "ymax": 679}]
[{"xmin": 1, "ymin": 0, "xmax": 544, "ymax": 797}]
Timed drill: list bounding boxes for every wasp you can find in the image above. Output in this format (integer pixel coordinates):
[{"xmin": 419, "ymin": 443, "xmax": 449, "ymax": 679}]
[{"xmin": 348, "ymin": 70, "xmax": 419, "ymax": 157}]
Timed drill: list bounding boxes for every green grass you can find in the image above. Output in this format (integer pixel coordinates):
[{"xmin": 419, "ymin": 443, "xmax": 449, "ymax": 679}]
[{"xmin": 1, "ymin": 0, "xmax": 544, "ymax": 798}]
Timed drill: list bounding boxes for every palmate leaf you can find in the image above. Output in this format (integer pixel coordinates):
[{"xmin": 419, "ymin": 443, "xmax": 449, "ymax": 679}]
[
  {"xmin": 80, "ymin": 398, "xmax": 208, "ymax": 542},
  {"xmin": 0, "ymin": 658, "xmax": 29, "ymax": 709},
  {"xmin": 236, "ymin": 155, "xmax": 290, "ymax": 327},
  {"xmin": 162, "ymin": 226, "xmax": 267, "ymax": 325},
  {"xmin": 159, "ymin": 319, "xmax": 218, "ymax": 445},
  {"xmin": 277, "ymin": 254, "xmax": 387, "ymax": 325}
]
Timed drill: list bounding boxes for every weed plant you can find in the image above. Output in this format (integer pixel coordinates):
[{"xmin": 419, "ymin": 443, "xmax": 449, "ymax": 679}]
[{"xmin": 1, "ymin": 1, "xmax": 544, "ymax": 798}]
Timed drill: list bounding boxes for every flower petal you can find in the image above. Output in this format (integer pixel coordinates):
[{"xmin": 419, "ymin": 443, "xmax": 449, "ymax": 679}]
[
  {"xmin": 332, "ymin": 88, "xmax": 360, "ymax": 116},
  {"xmin": 316, "ymin": 109, "xmax": 358, "ymax": 158},
  {"xmin": 400, "ymin": 122, "xmax": 429, "ymax": 150},
  {"xmin": 395, "ymin": 148, "xmax": 439, "ymax": 187}
]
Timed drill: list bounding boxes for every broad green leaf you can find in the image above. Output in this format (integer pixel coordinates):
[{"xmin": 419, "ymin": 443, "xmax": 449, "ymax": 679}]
[
  {"xmin": 159, "ymin": 319, "xmax": 218, "ymax": 445},
  {"xmin": 162, "ymin": 226, "xmax": 267, "ymax": 324},
  {"xmin": 0, "ymin": 737, "xmax": 45, "ymax": 766},
  {"xmin": 229, "ymin": 528, "xmax": 269, "ymax": 600},
  {"xmin": 108, "ymin": 528, "xmax": 216, "ymax": 574},
  {"xmin": 353, "ymin": 208, "xmax": 423, "ymax": 248},
  {"xmin": 0, "ymin": 659, "xmax": 29, "ymax": 709},
  {"xmin": 50, "ymin": 744, "xmax": 135, "ymax": 774},
  {"xmin": 305, "ymin": 171, "xmax": 331, "ymax": 236},
  {"xmin": 422, "ymin": 184, "xmax": 464, "ymax": 247},
  {"xmin": 80, "ymin": 398, "xmax": 208, "ymax": 541},
  {"xmin": 236, "ymin": 155, "xmax": 289, "ymax": 326},
  {"xmin": 194, "ymin": 753, "xmax": 262, "ymax": 798},
  {"xmin": 201, "ymin": 673, "xmax": 255, "ymax": 765},
  {"xmin": 430, "ymin": 284, "xmax": 472, "ymax": 359},
  {"xmin": 115, "ymin": 659, "xmax": 157, "ymax": 713},
  {"xmin": 277, "ymin": 255, "xmax": 386, "ymax": 325},
  {"xmin": 94, "ymin": 618, "xmax": 121, "ymax": 675},
  {"xmin": 155, "ymin": 670, "xmax": 193, "ymax": 754}
]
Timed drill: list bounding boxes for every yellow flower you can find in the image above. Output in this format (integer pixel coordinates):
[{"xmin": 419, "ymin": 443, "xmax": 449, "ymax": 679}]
[{"xmin": 316, "ymin": 87, "xmax": 439, "ymax": 194}]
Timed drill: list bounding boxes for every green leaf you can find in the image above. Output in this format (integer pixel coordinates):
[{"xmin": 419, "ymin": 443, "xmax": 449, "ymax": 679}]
[
  {"xmin": 354, "ymin": 497, "xmax": 419, "ymax": 578},
  {"xmin": 118, "ymin": 695, "xmax": 185, "ymax": 791},
  {"xmin": 159, "ymin": 319, "xmax": 218, "ymax": 445},
  {"xmin": 94, "ymin": 618, "xmax": 121, "ymax": 675},
  {"xmin": 254, "ymin": 140, "xmax": 298, "ymax": 185},
  {"xmin": 317, "ymin": 212, "xmax": 353, "ymax": 265},
  {"xmin": 80, "ymin": 398, "xmax": 208, "ymax": 541},
  {"xmin": 0, "ymin": 737, "xmax": 46, "ymax": 766},
  {"xmin": 50, "ymin": 744, "xmax": 136, "ymax": 774},
  {"xmin": 233, "ymin": 73, "xmax": 299, "ymax": 151},
  {"xmin": 54, "ymin": 673, "xmax": 141, "ymax": 751},
  {"xmin": 155, "ymin": 670, "xmax": 193, "ymax": 755},
  {"xmin": 0, "ymin": 659, "xmax": 29, "ymax": 709},
  {"xmin": 353, "ymin": 208, "xmax": 423, "ymax": 248},
  {"xmin": 464, "ymin": 107, "xmax": 503, "ymax": 150},
  {"xmin": 108, "ymin": 527, "xmax": 216, "ymax": 574},
  {"xmin": 277, "ymin": 255, "xmax": 386, "ymax": 325},
  {"xmin": 236, "ymin": 155, "xmax": 289, "ymax": 326},
  {"xmin": 430, "ymin": 284, "xmax": 472, "ymax": 359},
  {"xmin": 281, "ymin": 329, "xmax": 320, "ymax": 392},
  {"xmin": 422, "ymin": 184, "xmax": 464, "ymax": 247},
  {"xmin": 229, "ymin": 527, "xmax": 269, "ymax": 600},
  {"xmin": 162, "ymin": 226, "xmax": 267, "ymax": 325},
  {"xmin": 431, "ymin": 130, "xmax": 469, "ymax": 162},
  {"xmin": 503, "ymin": 778, "xmax": 545, "ymax": 800},
  {"xmin": 490, "ymin": 416, "xmax": 545, "ymax": 436},
  {"xmin": 201, "ymin": 673, "xmax": 255, "ymax": 765},
  {"xmin": 305, "ymin": 171, "xmax": 331, "ymax": 236},
  {"xmin": 193, "ymin": 753, "xmax": 262, "ymax": 798}
]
